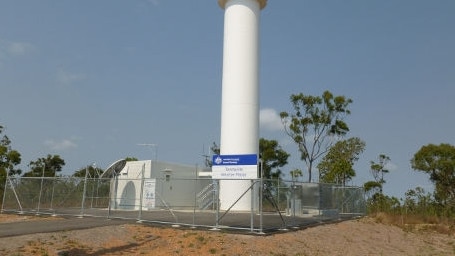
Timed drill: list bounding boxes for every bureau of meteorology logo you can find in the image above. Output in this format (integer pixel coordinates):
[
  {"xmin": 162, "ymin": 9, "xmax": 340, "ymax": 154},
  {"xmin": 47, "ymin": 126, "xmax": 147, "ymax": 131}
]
[{"xmin": 214, "ymin": 156, "xmax": 222, "ymax": 165}]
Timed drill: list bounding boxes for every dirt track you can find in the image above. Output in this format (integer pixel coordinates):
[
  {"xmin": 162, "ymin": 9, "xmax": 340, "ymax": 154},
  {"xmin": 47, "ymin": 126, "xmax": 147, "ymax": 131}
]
[{"xmin": 1, "ymin": 214, "xmax": 454, "ymax": 255}]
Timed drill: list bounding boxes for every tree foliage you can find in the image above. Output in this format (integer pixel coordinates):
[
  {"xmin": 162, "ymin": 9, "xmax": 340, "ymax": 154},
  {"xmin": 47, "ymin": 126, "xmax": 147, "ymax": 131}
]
[
  {"xmin": 0, "ymin": 125, "xmax": 22, "ymax": 201},
  {"xmin": 124, "ymin": 157, "xmax": 138, "ymax": 162},
  {"xmin": 73, "ymin": 165, "xmax": 105, "ymax": 178},
  {"xmin": 259, "ymin": 138, "xmax": 289, "ymax": 179},
  {"xmin": 318, "ymin": 137, "xmax": 365, "ymax": 186},
  {"xmin": 210, "ymin": 142, "xmax": 220, "ymax": 156},
  {"xmin": 204, "ymin": 142, "xmax": 220, "ymax": 167},
  {"xmin": 411, "ymin": 143, "xmax": 455, "ymax": 208},
  {"xmin": 0, "ymin": 125, "xmax": 22, "ymax": 177},
  {"xmin": 289, "ymin": 169, "xmax": 303, "ymax": 182},
  {"xmin": 366, "ymin": 193, "xmax": 401, "ymax": 214},
  {"xmin": 23, "ymin": 154, "xmax": 65, "ymax": 177},
  {"xmin": 363, "ymin": 180, "xmax": 382, "ymax": 197},
  {"xmin": 403, "ymin": 187, "xmax": 437, "ymax": 216},
  {"xmin": 367, "ymin": 154, "xmax": 391, "ymax": 194},
  {"xmin": 280, "ymin": 90, "xmax": 352, "ymax": 182}
]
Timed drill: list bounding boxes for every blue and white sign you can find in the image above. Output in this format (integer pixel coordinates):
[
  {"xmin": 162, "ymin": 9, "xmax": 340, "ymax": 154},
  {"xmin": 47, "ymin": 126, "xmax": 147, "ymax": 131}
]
[{"xmin": 211, "ymin": 154, "xmax": 258, "ymax": 179}]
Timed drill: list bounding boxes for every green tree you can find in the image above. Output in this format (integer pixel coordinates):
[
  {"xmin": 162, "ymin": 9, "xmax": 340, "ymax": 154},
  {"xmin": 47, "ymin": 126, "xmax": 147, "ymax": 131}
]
[
  {"xmin": 369, "ymin": 154, "xmax": 391, "ymax": 194},
  {"xmin": 210, "ymin": 142, "xmax": 220, "ymax": 156},
  {"xmin": 290, "ymin": 169, "xmax": 303, "ymax": 182},
  {"xmin": 259, "ymin": 138, "xmax": 290, "ymax": 179},
  {"xmin": 124, "ymin": 157, "xmax": 138, "ymax": 162},
  {"xmin": 73, "ymin": 165, "xmax": 105, "ymax": 178},
  {"xmin": 318, "ymin": 137, "xmax": 365, "ymax": 186},
  {"xmin": 0, "ymin": 125, "xmax": 22, "ymax": 177},
  {"xmin": 23, "ymin": 154, "xmax": 65, "ymax": 177},
  {"xmin": 367, "ymin": 193, "xmax": 401, "ymax": 214},
  {"xmin": 204, "ymin": 142, "xmax": 220, "ymax": 167},
  {"xmin": 363, "ymin": 180, "xmax": 382, "ymax": 199},
  {"xmin": 403, "ymin": 186, "xmax": 436, "ymax": 216},
  {"xmin": 0, "ymin": 125, "xmax": 22, "ymax": 201},
  {"xmin": 364, "ymin": 154, "xmax": 390, "ymax": 202},
  {"xmin": 280, "ymin": 90, "xmax": 353, "ymax": 182},
  {"xmin": 411, "ymin": 143, "xmax": 455, "ymax": 208}
]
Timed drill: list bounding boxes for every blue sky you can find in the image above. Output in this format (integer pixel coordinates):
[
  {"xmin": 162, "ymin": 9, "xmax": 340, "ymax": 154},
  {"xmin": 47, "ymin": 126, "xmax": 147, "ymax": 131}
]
[{"xmin": 1, "ymin": 0, "xmax": 454, "ymax": 199}]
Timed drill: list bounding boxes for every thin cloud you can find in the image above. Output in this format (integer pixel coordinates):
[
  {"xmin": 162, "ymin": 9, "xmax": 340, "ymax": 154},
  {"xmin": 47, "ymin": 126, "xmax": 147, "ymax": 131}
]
[
  {"xmin": 0, "ymin": 39, "xmax": 34, "ymax": 56},
  {"xmin": 0, "ymin": 40, "xmax": 34, "ymax": 65},
  {"xmin": 44, "ymin": 139, "xmax": 78, "ymax": 151},
  {"xmin": 147, "ymin": 0, "xmax": 160, "ymax": 6},
  {"xmin": 385, "ymin": 161, "xmax": 398, "ymax": 172},
  {"xmin": 56, "ymin": 69, "xmax": 86, "ymax": 86},
  {"xmin": 260, "ymin": 108, "xmax": 283, "ymax": 132},
  {"xmin": 8, "ymin": 42, "xmax": 34, "ymax": 55}
]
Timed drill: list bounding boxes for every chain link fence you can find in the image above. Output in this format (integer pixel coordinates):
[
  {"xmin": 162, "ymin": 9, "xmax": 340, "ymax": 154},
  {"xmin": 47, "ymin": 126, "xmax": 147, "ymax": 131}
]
[{"xmin": 2, "ymin": 175, "xmax": 366, "ymax": 234}]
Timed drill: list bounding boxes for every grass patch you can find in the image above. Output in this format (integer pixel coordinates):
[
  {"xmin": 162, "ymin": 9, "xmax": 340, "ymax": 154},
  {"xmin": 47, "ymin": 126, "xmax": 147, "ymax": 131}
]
[{"xmin": 370, "ymin": 212, "xmax": 455, "ymax": 235}]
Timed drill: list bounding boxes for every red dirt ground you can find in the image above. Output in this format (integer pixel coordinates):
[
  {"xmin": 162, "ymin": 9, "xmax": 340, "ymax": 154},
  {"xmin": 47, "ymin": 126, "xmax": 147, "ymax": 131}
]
[{"xmin": 1, "ymin": 213, "xmax": 454, "ymax": 255}]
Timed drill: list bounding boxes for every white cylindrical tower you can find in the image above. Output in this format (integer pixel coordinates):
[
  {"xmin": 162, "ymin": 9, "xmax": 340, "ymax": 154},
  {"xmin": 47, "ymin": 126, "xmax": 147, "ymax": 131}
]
[{"xmin": 218, "ymin": 0, "xmax": 266, "ymax": 211}]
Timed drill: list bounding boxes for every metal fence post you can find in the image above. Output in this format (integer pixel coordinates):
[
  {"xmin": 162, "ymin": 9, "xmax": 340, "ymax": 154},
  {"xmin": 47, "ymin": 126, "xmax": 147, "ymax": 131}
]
[
  {"xmin": 79, "ymin": 166, "xmax": 89, "ymax": 218},
  {"xmin": 259, "ymin": 160, "xmax": 264, "ymax": 234},
  {"xmin": 6, "ymin": 176, "xmax": 23, "ymax": 213},
  {"xmin": 50, "ymin": 177, "xmax": 57, "ymax": 216},
  {"xmin": 211, "ymin": 179, "xmax": 220, "ymax": 230},
  {"xmin": 1, "ymin": 172, "xmax": 8, "ymax": 213},
  {"xmin": 276, "ymin": 177, "xmax": 280, "ymax": 210},
  {"xmin": 192, "ymin": 164, "xmax": 198, "ymax": 228},
  {"xmin": 250, "ymin": 179, "xmax": 254, "ymax": 233},
  {"xmin": 107, "ymin": 174, "xmax": 118, "ymax": 219},
  {"xmin": 137, "ymin": 164, "xmax": 145, "ymax": 222},
  {"xmin": 292, "ymin": 180, "xmax": 296, "ymax": 227},
  {"xmin": 36, "ymin": 164, "xmax": 45, "ymax": 215}
]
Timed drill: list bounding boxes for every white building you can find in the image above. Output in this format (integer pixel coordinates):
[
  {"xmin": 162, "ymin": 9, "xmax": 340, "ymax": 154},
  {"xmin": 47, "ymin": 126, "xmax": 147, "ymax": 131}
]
[{"xmin": 107, "ymin": 160, "xmax": 213, "ymax": 210}]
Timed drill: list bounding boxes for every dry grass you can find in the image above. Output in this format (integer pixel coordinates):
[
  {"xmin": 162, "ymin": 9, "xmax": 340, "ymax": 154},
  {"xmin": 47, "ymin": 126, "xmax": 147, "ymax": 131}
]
[{"xmin": 371, "ymin": 212, "xmax": 455, "ymax": 235}]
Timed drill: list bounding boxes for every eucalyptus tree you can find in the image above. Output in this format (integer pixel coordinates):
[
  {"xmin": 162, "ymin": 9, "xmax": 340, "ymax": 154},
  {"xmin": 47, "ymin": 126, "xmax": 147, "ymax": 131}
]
[
  {"xmin": 318, "ymin": 137, "xmax": 365, "ymax": 186},
  {"xmin": 0, "ymin": 125, "xmax": 22, "ymax": 177},
  {"xmin": 259, "ymin": 138, "xmax": 290, "ymax": 179},
  {"xmin": 23, "ymin": 154, "xmax": 65, "ymax": 177},
  {"xmin": 411, "ymin": 143, "xmax": 455, "ymax": 208},
  {"xmin": 124, "ymin": 157, "xmax": 138, "ymax": 162},
  {"xmin": 280, "ymin": 90, "xmax": 353, "ymax": 182},
  {"xmin": 369, "ymin": 154, "xmax": 390, "ymax": 193},
  {"xmin": 363, "ymin": 154, "xmax": 402, "ymax": 214},
  {"xmin": 73, "ymin": 165, "xmax": 105, "ymax": 178},
  {"xmin": 289, "ymin": 169, "xmax": 303, "ymax": 182},
  {"xmin": 0, "ymin": 125, "xmax": 22, "ymax": 200},
  {"xmin": 203, "ymin": 142, "xmax": 220, "ymax": 168}
]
